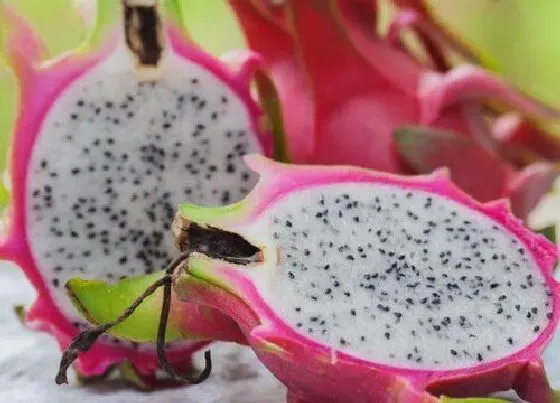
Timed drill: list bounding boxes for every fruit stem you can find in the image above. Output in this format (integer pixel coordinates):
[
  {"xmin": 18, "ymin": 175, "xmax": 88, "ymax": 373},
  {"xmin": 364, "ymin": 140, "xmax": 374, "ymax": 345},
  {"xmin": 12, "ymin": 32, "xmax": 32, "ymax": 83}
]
[
  {"xmin": 173, "ymin": 215, "xmax": 262, "ymax": 265},
  {"xmin": 122, "ymin": 0, "xmax": 163, "ymax": 67},
  {"xmin": 55, "ymin": 252, "xmax": 212, "ymax": 386}
]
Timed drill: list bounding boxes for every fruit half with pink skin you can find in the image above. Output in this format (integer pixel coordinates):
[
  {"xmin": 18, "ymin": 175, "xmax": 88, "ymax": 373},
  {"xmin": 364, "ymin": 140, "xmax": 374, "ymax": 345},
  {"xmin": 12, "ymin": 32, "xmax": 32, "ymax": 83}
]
[
  {"xmin": 0, "ymin": 1, "xmax": 269, "ymax": 382},
  {"xmin": 170, "ymin": 155, "xmax": 560, "ymax": 403}
]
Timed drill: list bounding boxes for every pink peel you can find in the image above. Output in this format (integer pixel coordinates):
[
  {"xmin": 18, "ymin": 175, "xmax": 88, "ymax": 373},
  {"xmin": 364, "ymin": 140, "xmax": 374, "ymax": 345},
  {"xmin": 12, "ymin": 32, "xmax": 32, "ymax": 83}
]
[
  {"xmin": 418, "ymin": 65, "xmax": 560, "ymax": 125},
  {"xmin": 507, "ymin": 163, "xmax": 560, "ymax": 223},
  {"xmin": 220, "ymin": 49, "xmax": 264, "ymax": 90},
  {"xmin": 0, "ymin": 4, "xmax": 46, "ymax": 76},
  {"xmin": 493, "ymin": 113, "xmax": 560, "ymax": 166},
  {"xmin": 175, "ymin": 155, "xmax": 560, "ymax": 403},
  {"xmin": 228, "ymin": 0, "xmax": 314, "ymax": 163}
]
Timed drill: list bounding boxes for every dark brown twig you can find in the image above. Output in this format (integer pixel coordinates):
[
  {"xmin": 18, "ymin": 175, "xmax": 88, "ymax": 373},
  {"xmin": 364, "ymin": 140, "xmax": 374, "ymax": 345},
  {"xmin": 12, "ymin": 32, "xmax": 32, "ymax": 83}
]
[
  {"xmin": 55, "ymin": 253, "xmax": 212, "ymax": 385},
  {"xmin": 156, "ymin": 272, "xmax": 212, "ymax": 383}
]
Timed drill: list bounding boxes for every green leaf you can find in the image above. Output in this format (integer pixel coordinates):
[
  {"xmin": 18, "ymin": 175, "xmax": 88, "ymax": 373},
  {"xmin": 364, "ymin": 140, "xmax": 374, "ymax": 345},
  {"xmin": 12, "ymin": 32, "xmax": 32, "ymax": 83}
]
[
  {"xmin": 255, "ymin": 72, "xmax": 291, "ymax": 163},
  {"xmin": 66, "ymin": 273, "xmax": 186, "ymax": 343},
  {"xmin": 535, "ymin": 224, "xmax": 557, "ymax": 244}
]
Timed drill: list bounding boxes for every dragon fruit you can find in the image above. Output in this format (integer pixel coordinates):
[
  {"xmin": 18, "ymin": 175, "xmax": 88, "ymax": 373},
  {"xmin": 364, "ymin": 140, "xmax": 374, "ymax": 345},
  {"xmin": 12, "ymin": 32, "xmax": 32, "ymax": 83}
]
[
  {"xmin": 0, "ymin": 0, "xmax": 270, "ymax": 383},
  {"xmin": 168, "ymin": 155, "xmax": 560, "ymax": 403},
  {"xmin": 228, "ymin": 0, "xmax": 560, "ymax": 221}
]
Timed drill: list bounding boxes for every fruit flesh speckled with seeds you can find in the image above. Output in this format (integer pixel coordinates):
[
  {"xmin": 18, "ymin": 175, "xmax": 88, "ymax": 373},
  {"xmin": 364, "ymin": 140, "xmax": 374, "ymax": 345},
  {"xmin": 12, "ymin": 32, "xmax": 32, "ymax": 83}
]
[
  {"xmin": 173, "ymin": 155, "xmax": 559, "ymax": 403},
  {"xmin": 0, "ymin": 1, "xmax": 269, "ymax": 381}
]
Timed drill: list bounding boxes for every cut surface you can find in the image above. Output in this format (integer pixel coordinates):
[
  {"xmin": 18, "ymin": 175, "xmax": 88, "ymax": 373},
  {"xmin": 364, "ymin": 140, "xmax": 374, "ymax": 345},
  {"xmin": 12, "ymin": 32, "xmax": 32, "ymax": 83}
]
[
  {"xmin": 25, "ymin": 48, "xmax": 261, "ymax": 327},
  {"xmin": 250, "ymin": 183, "xmax": 553, "ymax": 370}
]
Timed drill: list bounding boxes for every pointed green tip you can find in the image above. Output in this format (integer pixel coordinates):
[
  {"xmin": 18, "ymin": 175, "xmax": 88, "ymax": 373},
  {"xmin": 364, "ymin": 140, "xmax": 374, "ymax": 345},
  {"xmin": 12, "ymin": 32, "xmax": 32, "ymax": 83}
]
[
  {"xmin": 535, "ymin": 224, "xmax": 557, "ymax": 244},
  {"xmin": 178, "ymin": 200, "xmax": 246, "ymax": 224},
  {"xmin": 66, "ymin": 273, "xmax": 184, "ymax": 343},
  {"xmin": 12, "ymin": 304, "xmax": 25, "ymax": 324}
]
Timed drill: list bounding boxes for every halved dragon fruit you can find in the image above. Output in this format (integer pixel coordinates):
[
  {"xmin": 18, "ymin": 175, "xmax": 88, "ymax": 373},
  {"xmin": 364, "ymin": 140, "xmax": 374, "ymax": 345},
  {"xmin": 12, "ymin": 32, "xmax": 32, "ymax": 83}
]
[
  {"xmin": 0, "ymin": 0, "xmax": 270, "ymax": 382},
  {"xmin": 170, "ymin": 155, "xmax": 560, "ymax": 403}
]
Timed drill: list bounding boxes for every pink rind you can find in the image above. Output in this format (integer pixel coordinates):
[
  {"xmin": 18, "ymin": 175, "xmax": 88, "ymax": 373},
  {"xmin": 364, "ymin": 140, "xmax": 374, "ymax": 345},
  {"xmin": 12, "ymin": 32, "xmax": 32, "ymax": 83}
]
[
  {"xmin": 228, "ymin": 0, "xmax": 315, "ymax": 164},
  {"xmin": 178, "ymin": 156, "xmax": 560, "ymax": 402},
  {"xmin": 0, "ymin": 8, "xmax": 270, "ymax": 379},
  {"xmin": 419, "ymin": 65, "xmax": 560, "ymax": 125}
]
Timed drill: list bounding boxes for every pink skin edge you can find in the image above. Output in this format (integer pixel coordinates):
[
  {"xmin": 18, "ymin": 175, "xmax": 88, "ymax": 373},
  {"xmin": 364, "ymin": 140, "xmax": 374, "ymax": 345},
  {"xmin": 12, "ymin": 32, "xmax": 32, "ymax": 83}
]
[
  {"xmin": 177, "ymin": 156, "xmax": 559, "ymax": 402},
  {"xmin": 0, "ymin": 10, "xmax": 267, "ymax": 378},
  {"xmin": 507, "ymin": 163, "xmax": 560, "ymax": 224},
  {"xmin": 493, "ymin": 114, "xmax": 560, "ymax": 164}
]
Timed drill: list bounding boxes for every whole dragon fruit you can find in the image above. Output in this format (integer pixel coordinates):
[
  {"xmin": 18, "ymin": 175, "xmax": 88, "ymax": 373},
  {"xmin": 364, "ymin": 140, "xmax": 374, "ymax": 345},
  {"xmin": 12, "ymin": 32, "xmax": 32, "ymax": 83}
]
[
  {"xmin": 228, "ymin": 0, "xmax": 560, "ymax": 221},
  {"xmin": 0, "ymin": 0, "xmax": 270, "ymax": 384},
  {"xmin": 170, "ymin": 155, "xmax": 560, "ymax": 403}
]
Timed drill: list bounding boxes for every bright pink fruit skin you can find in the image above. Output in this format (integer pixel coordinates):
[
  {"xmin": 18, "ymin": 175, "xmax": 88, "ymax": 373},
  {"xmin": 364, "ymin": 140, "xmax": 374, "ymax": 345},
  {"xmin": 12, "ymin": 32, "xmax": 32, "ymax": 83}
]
[
  {"xmin": 174, "ymin": 156, "xmax": 560, "ymax": 403},
  {"xmin": 228, "ymin": 0, "xmax": 560, "ymax": 221},
  {"xmin": 0, "ymin": 6, "xmax": 264, "ymax": 380}
]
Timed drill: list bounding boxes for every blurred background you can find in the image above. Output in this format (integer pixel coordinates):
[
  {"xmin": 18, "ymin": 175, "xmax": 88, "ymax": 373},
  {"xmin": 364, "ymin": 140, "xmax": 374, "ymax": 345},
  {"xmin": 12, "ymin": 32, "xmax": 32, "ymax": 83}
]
[{"xmin": 1, "ymin": 1, "xmax": 560, "ymax": 402}]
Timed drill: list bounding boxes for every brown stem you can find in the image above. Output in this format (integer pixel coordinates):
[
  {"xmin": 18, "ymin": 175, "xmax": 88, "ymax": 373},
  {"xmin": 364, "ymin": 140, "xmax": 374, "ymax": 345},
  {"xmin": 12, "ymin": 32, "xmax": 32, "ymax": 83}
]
[
  {"xmin": 156, "ymin": 275, "xmax": 212, "ymax": 383},
  {"xmin": 55, "ymin": 253, "xmax": 212, "ymax": 385},
  {"xmin": 122, "ymin": 0, "xmax": 163, "ymax": 67},
  {"xmin": 156, "ymin": 254, "xmax": 212, "ymax": 383}
]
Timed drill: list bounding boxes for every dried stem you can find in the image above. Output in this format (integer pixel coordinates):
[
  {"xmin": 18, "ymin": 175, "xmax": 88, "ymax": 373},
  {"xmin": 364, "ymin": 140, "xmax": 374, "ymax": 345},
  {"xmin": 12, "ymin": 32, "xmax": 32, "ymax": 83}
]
[{"xmin": 55, "ymin": 252, "xmax": 212, "ymax": 385}]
